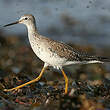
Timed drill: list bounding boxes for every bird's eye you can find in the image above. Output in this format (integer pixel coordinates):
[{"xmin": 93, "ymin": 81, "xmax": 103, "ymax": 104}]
[{"xmin": 25, "ymin": 17, "xmax": 28, "ymax": 20}]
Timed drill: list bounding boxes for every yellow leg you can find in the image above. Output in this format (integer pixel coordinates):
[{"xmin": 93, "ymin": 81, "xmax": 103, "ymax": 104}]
[
  {"xmin": 4, "ymin": 67, "xmax": 47, "ymax": 92},
  {"xmin": 61, "ymin": 69, "xmax": 68, "ymax": 94}
]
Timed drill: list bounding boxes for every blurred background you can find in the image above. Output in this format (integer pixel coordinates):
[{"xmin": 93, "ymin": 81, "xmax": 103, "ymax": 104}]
[
  {"xmin": 1, "ymin": 0, "xmax": 110, "ymax": 47},
  {"xmin": 0, "ymin": 0, "xmax": 110, "ymax": 83},
  {"xmin": 1, "ymin": 0, "xmax": 110, "ymax": 109},
  {"xmin": 0, "ymin": 0, "xmax": 110, "ymax": 74}
]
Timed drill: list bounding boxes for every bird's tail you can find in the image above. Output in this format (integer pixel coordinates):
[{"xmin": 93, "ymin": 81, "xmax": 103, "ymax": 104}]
[
  {"xmin": 96, "ymin": 56, "xmax": 110, "ymax": 62},
  {"xmin": 84, "ymin": 56, "xmax": 110, "ymax": 63}
]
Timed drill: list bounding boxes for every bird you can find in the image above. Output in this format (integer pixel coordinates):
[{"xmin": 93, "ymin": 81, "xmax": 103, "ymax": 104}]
[{"xmin": 3, "ymin": 14, "xmax": 110, "ymax": 94}]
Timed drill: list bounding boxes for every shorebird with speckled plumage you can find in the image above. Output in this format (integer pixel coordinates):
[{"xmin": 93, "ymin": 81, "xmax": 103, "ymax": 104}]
[{"xmin": 3, "ymin": 14, "xmax": 110, "ymax": 94}]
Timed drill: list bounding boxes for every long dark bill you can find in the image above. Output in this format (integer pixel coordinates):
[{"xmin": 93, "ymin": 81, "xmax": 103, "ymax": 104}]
[{"xmin": 3, "ymin": 21, "xmax": 19, "ymax": 27}]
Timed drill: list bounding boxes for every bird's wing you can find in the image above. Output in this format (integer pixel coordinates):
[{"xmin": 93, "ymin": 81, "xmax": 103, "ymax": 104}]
[
  {"xmin": 47, "ymin": 39, "xmax": 85, "ymax": 61},
  {"xmin": 48, "ymin": 40, "xmax": 110, "ymax": 62},
  {"xmin": 41, "ymin": 36, "xmax": 110, "ymax": 62}
]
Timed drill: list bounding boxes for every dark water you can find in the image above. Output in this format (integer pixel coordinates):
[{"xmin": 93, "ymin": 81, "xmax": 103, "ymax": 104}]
[{"xmin": 1, "ymin": 0, "xmax": 110, "ymax": 47}]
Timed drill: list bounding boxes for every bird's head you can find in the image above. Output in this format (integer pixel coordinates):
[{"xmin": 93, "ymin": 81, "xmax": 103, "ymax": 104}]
[{"xmin": 4, "ymin": 14, "xmax": 35, "ymax": 27}]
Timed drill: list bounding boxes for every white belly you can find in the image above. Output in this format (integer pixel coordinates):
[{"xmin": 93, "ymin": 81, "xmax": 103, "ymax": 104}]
[{"xmin": 29, "ymin": 37, "xmax": 66, "ymax": 69}]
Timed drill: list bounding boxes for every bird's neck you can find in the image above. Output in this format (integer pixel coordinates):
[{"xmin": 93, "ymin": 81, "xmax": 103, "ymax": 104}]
[{"xmin": 27, "ymin": 22, "xmax": 39, "ymax": 38}]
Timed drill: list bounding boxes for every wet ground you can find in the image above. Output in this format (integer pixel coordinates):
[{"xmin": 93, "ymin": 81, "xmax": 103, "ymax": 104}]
[{"xmin": 0, "ymin": 33, "xmax": 110, "ymax": 110}]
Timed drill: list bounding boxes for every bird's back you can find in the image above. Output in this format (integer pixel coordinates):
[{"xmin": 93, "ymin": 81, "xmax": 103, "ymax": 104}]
[{"xmin": 33, "ymin": 35, "xmax": 110, "ymax": 65}]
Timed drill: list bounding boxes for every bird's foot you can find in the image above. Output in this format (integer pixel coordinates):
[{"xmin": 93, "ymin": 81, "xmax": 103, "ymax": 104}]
[{"xmin": 4, "ymin": 87, "xmax": 19, "ymax": 92}]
